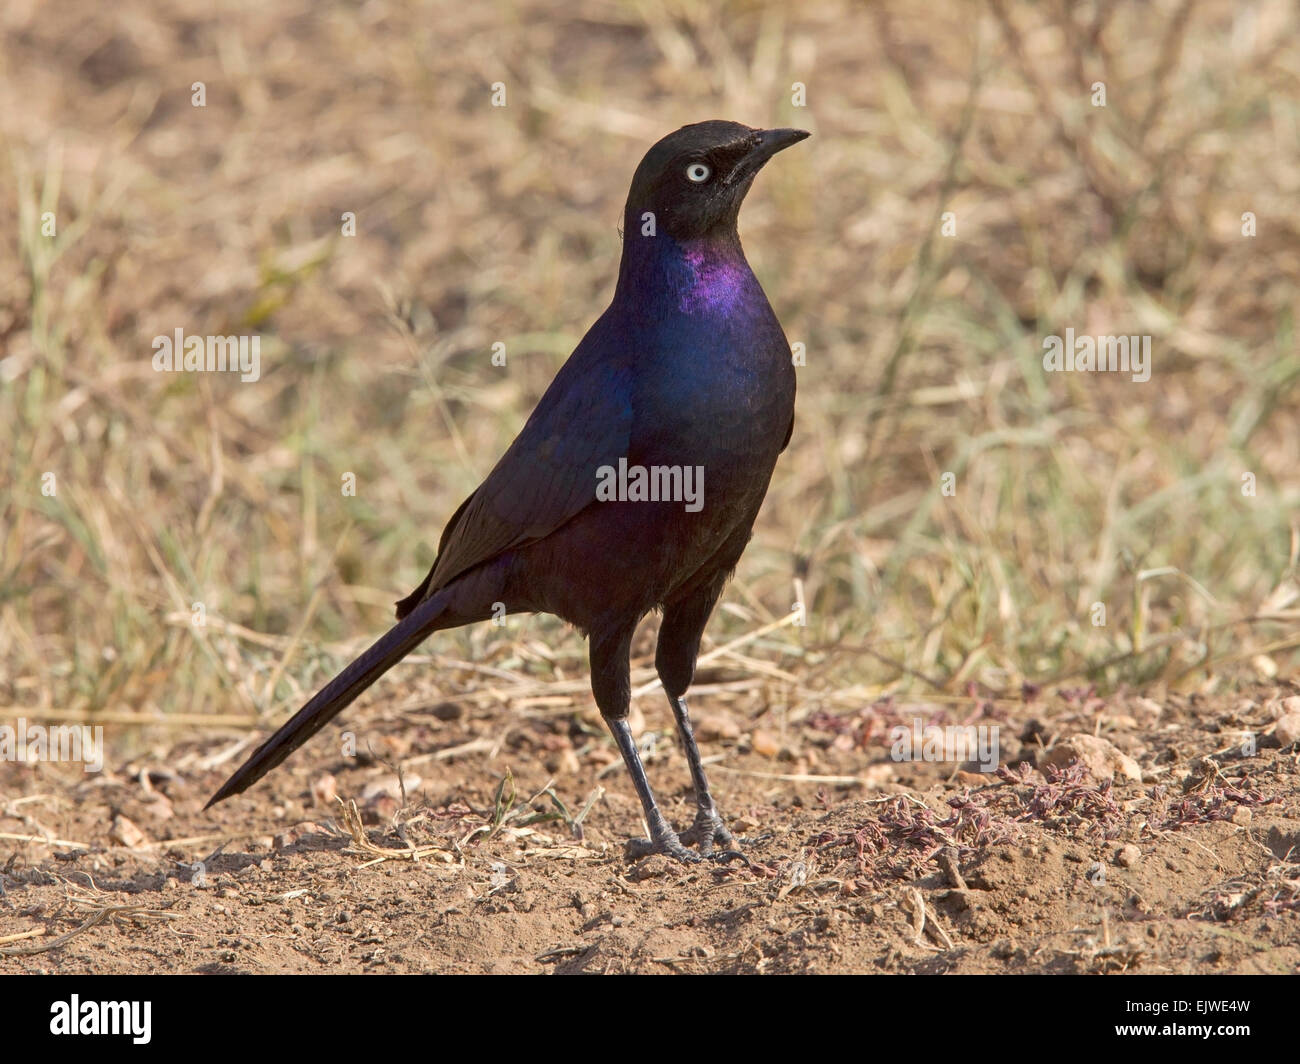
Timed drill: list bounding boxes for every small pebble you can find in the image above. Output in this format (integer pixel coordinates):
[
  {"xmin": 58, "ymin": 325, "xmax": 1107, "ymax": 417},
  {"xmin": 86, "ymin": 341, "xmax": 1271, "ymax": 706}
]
[
  {"xmin": 695, "ymin": 712, "xmax": 740, "ymax": 741},
  {"xmin": 110, "ymin": 814, "xmax": 148, "ymax": 849},
  {"xmin": 312, "ymin": 773, "xmax": 338, "ymax": 805},
  {"xmin": 1274, "ymin": 712, "xmax": 1300, "ymax": 747},
  {"xmin": 631, "ymin": 854, "xmax": 674, "ymax": 881}
]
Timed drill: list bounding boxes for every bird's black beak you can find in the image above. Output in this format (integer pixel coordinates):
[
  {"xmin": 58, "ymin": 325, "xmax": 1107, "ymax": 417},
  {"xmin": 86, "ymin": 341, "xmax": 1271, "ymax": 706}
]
[{"xmin": 724, "ymin": 127, "xmax": 810, "ymax": 185}]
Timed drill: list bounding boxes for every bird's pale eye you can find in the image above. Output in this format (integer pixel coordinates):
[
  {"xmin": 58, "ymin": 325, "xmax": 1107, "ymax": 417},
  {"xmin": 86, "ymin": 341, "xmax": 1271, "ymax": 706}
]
[{"xmin": 685, "ymin": 163, "xmax": 711, "ymax": 183}]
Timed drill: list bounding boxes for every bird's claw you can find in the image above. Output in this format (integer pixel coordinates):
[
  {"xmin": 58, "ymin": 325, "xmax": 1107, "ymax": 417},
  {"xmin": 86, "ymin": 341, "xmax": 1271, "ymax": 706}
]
[
  {"xmin": 627, "ymin": 810, "xmax": 744, "ymax": 864},
  {"xmin": 678, "ymin": 808, "xmax": 736, "ymax": 854}
]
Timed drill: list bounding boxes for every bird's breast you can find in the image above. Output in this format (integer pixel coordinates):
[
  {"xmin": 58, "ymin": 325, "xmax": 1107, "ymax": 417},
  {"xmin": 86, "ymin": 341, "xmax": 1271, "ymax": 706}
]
[
  {"xmin": 631, "ymin": 323, "xmax": 794, "ymax": 486},
  {"xmin": 675, "ymin": 254, "xmax": 754, "ymax": 316}
]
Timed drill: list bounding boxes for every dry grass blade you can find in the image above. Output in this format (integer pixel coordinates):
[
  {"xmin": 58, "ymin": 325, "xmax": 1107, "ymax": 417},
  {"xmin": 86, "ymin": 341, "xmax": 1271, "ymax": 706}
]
[
  {"xmin": 0, "ymin": 903, "xmax": 178, "ymax": 957},
  {"xmin": 335, "ymin": 797, "xmax": 454, "ymax": 867},
  {"xmin": 713, "ymin": 767, "xmax": 874, "ymax": 786}
]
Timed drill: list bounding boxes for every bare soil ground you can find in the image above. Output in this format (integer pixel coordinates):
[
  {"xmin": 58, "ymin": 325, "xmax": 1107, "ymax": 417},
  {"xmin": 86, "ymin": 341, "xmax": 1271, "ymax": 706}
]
[
  {"xmin": 3, "ymin": 685, "xmax": 1297, "ymax": 974},
  {"xmin": 3, "ymin": 0, "xmax": 1299, "ymax": 980}
]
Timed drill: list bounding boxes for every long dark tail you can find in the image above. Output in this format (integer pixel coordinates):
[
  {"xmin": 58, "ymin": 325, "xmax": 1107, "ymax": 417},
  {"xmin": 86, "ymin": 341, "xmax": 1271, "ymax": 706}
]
[{"xmin": 205, "ymin": 591, "xmax": 450, "ymax": 808}]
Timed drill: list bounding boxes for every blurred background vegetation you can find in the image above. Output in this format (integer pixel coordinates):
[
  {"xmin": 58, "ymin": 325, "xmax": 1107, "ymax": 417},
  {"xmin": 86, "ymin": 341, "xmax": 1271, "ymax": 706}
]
[{"xmin": 2, "ymin": 0, "xmax": 1298, "ymax": 736}]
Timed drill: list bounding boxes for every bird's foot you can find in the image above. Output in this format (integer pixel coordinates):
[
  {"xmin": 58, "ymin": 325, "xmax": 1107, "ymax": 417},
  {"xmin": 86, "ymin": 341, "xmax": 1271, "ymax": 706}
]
[
  {"xmin": 678, "ymin": 806, "xmax": 737, "ymax": 855},
  {"xmin": 627, "ymin": 816, "xmax": 744, "ymax": 865}
]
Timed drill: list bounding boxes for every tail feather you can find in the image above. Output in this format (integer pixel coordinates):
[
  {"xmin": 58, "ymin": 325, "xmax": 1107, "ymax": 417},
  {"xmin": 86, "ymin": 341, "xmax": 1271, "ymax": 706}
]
[{"xmin": 205, "ymin": 592, "xmax": 449, "ymax": 808}]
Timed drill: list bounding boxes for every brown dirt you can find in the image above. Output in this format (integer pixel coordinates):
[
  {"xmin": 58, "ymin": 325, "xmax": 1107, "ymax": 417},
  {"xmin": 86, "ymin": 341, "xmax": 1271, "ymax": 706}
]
[{"xmin": 3, "ymin": 685, "xmax": 1297, "ymax": 974}]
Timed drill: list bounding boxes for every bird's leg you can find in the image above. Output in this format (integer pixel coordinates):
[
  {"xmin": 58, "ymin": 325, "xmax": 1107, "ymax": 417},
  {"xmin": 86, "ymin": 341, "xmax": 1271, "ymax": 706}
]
[
  {"xmin": 606, "ymin": 717, "xmax": 691, "ymax": 861},
  {"xmin": 655, "ymin": 565, "xmax": 749, "ymax": 854},
  {"xmin": 606, "ymin": 717, "xmax": 742, "ymax": 864},
  {"xmin": 593, "ymin": 617, "xmax": 741, "ymax": 864},
  {"xmin": 666, "ymin": 693, "xmax": 736, "ymax": 854}
]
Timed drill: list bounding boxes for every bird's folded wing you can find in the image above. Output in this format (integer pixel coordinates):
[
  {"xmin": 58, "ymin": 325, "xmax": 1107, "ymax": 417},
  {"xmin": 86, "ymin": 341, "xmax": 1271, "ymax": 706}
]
[{"xmin": 415, "ymin": 343, "xmax": 634, "ymax": 598}]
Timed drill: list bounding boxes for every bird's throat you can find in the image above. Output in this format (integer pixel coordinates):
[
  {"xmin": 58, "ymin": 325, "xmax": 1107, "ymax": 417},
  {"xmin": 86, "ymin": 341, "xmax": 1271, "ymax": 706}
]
[{"xmin": 616, "ymin": 232, "xmax": 757, "ymax": 317}]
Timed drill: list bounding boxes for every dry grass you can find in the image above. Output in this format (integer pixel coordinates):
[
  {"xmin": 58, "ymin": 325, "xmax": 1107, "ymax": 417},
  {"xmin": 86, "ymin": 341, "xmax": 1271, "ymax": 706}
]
[{"xmin": 2, "ymin": 0, "xmax": 1299, "ymax": 747}]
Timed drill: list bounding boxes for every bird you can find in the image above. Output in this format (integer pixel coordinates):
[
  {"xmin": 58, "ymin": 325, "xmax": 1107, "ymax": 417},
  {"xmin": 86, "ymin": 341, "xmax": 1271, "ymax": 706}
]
[{"xmin": 207, "ymin": 120, "xmax": 809, "ymax": 863}]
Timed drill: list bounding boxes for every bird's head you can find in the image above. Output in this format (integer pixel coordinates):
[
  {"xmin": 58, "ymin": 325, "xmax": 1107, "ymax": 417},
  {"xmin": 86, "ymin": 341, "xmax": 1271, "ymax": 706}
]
[{"xmin": 622, "ymin": 121, "xmax": 809, "ymax": 244}]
